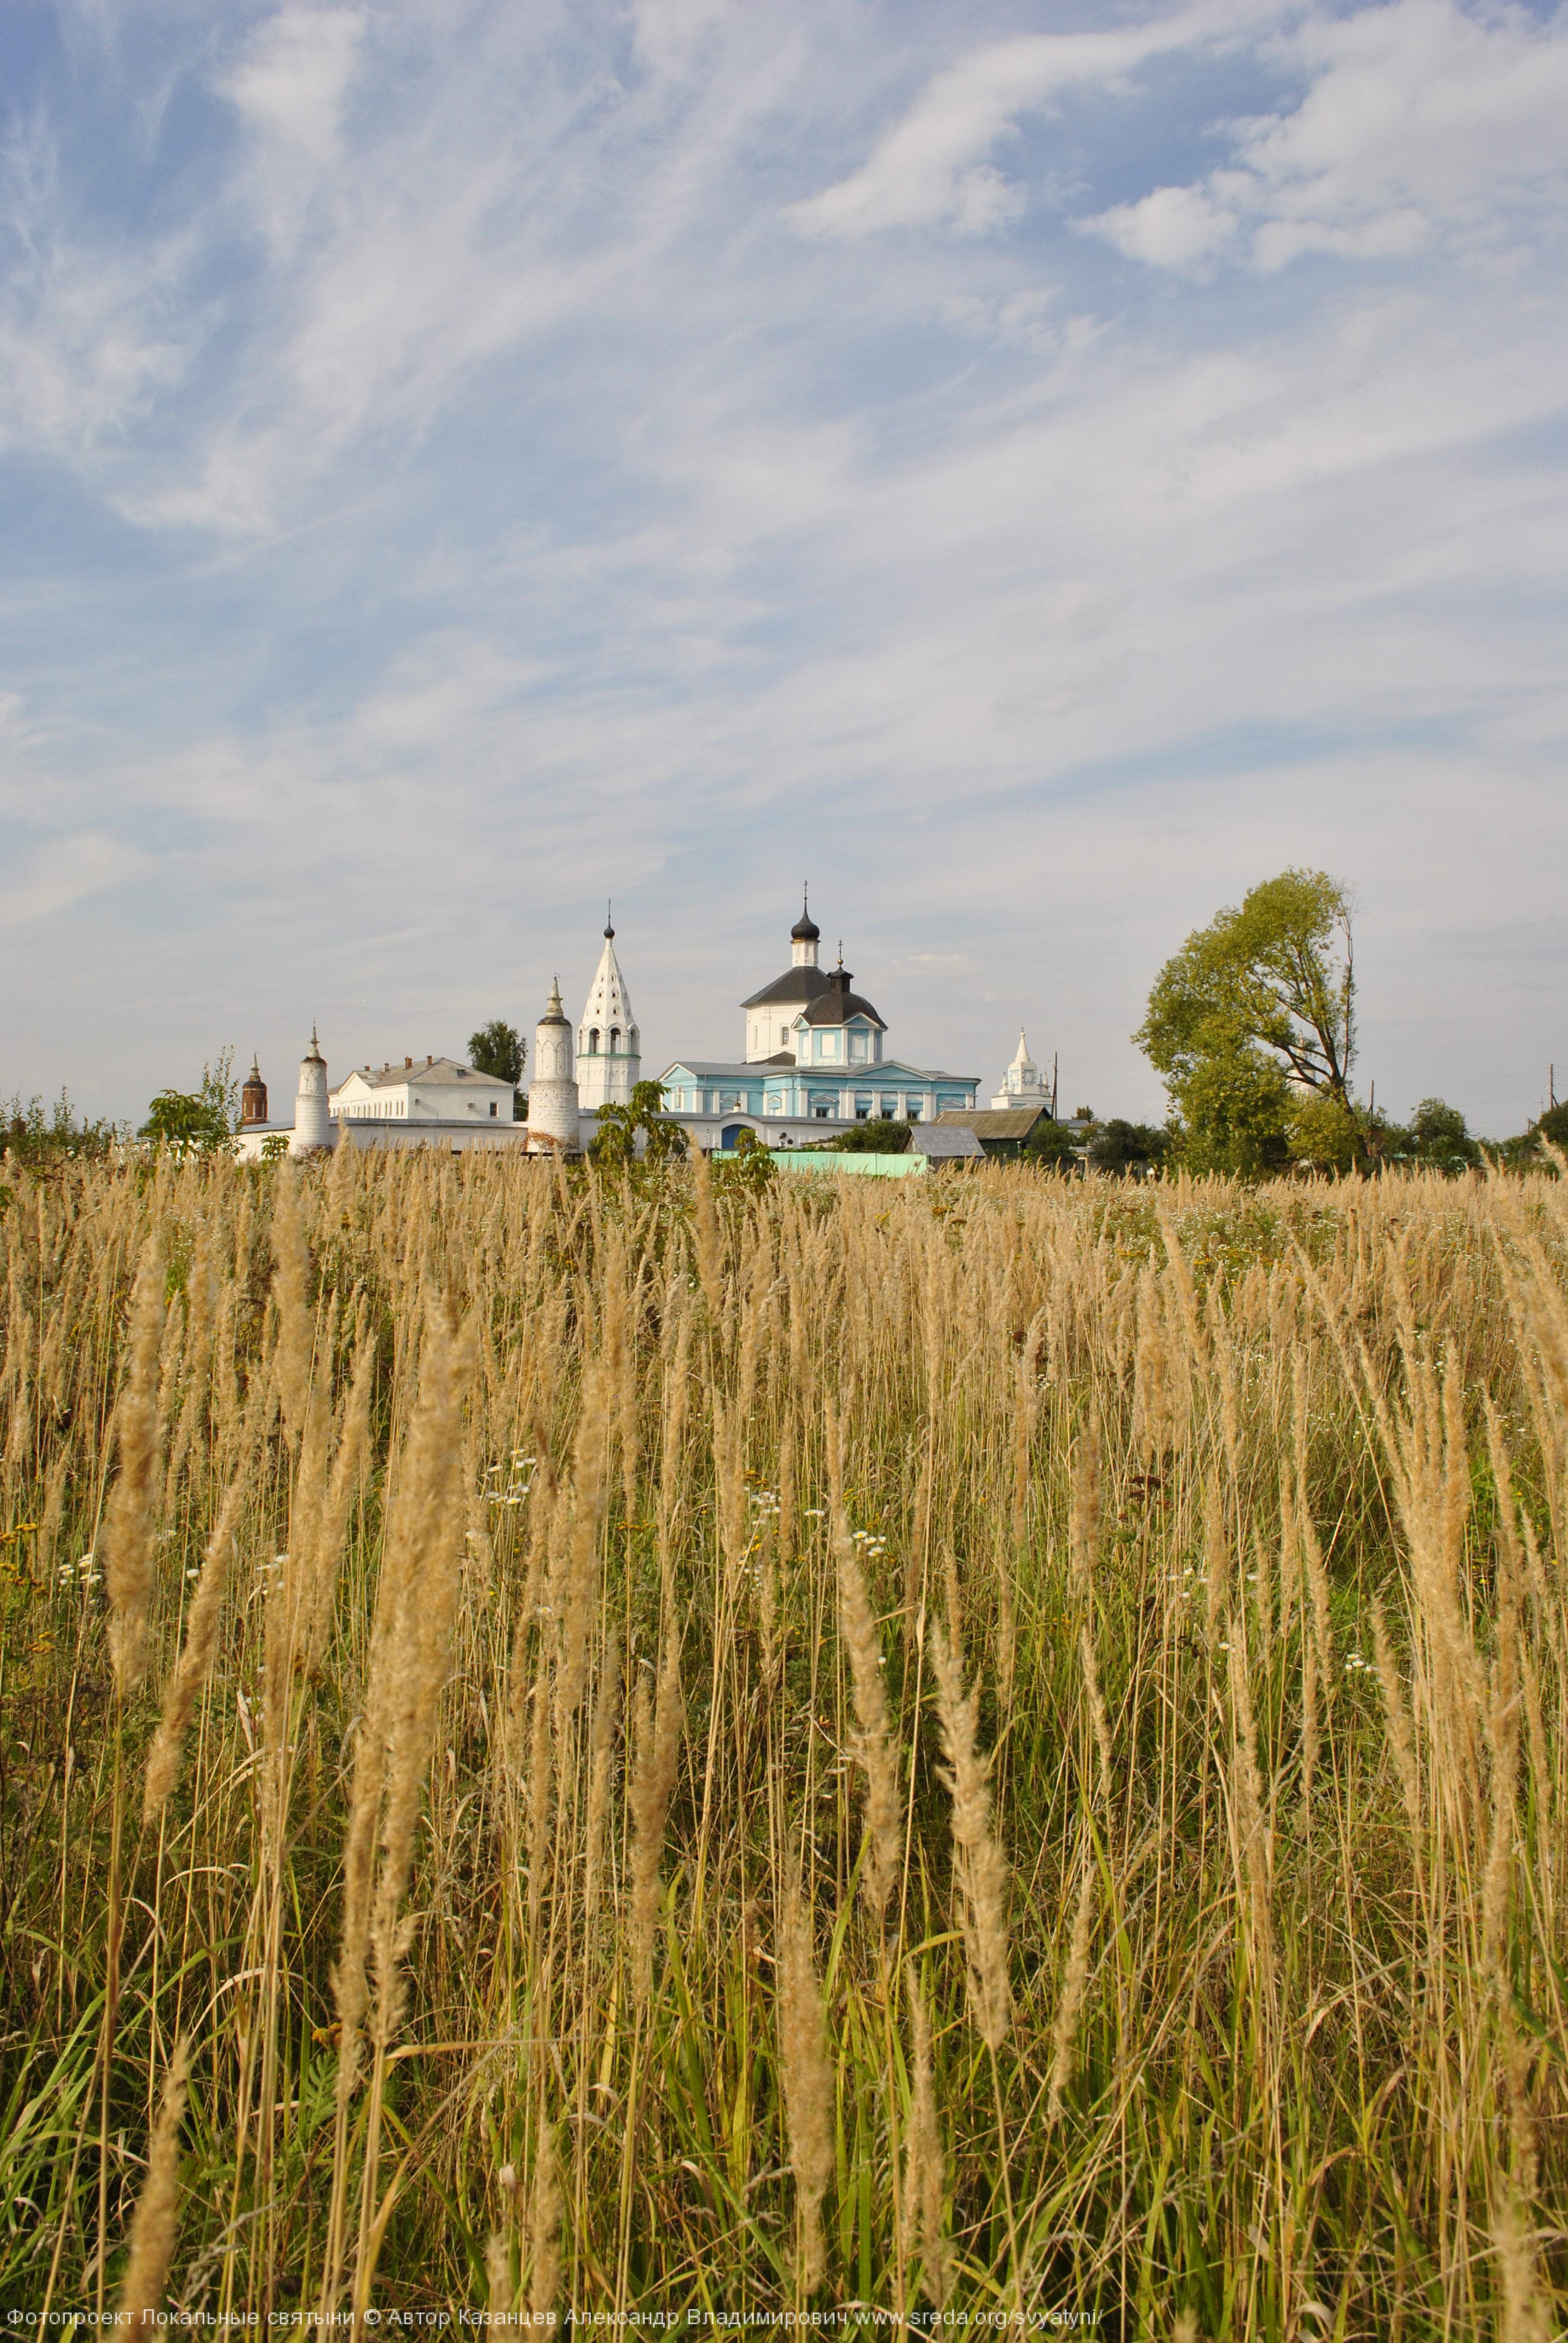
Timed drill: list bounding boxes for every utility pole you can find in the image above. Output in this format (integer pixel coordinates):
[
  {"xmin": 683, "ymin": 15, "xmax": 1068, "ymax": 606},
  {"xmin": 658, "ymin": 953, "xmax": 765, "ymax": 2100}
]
[{"xmin": 1051, "ymin": 1052, "xmax": 1059, "ymax": 1119}]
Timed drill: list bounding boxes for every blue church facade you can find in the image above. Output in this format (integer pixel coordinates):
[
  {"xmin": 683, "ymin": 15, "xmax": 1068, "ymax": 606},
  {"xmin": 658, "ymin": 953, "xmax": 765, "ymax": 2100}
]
[{"xmin": 656, "ymin": 899, "xmax": 979, "ymax": 1151}]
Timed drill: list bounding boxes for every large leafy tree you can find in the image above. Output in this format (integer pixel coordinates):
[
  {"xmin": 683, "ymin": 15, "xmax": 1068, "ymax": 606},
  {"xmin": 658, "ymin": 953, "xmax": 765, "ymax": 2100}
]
[
  {"xmin": 1406, "ymin": 1098, "xmax": 1482, "ymax": 1171},
  {"xmin": 1135, "ymin": 870, "xmax": 1356, "ymax": 1173},
  {"xmin": 469, "ymin": 1020, "xmax": 526, "ymax": 1119}
]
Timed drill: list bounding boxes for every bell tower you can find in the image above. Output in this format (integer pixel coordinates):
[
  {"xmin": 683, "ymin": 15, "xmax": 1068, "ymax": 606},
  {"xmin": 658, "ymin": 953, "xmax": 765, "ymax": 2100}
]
[{"xmin": 241, "ymin": 1055, "xmax": 269, "ymax": 1127}]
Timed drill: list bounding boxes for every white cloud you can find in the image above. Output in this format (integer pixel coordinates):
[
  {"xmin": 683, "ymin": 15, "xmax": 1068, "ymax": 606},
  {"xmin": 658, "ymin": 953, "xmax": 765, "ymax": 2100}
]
[
  {"xmin": 632, "ymin": 0, "xmax": 733, "ymax": 76},
  {"xmin": 785, "ymin": 1, "xmax": 1275, "ymax": 241},
  {"xmin": 0, "ymin": 832, "xmax": 150, "ymax": 930},
  {"xmin": 0, "ymin": 112, "xmax": 199, "ymax": 457},
  {"xmin": 1089, "ymin": 0, "xmax": 1568, "ymax": 272},
  {"xmin": 221, "ymin": 8, "xmax": 365, "ymax": 163},
  {"xmin": 1094, "ymin": 183, "xmax": 1238, "ymax": 270}
]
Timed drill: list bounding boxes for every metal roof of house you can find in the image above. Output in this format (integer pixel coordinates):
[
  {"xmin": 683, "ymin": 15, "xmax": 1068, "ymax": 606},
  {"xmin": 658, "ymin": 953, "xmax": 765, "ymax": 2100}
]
[
  {"xmin": 935, "ymin": 1106, "xmax": 1053, "ymax": 1140},
  {"xmin": 334, "ymin": 1057, "xmax": 506, "ymax": 1093},
  {"xmin": 910, "ymin": 1124, "xmax": 985, "ymax": 1158}
]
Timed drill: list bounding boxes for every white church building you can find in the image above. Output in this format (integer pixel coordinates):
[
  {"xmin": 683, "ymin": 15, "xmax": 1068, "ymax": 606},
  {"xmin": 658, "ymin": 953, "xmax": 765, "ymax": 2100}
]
[{"xmin": 232, "ymin": 898, "xmax": 1047, "ymax": 1161}]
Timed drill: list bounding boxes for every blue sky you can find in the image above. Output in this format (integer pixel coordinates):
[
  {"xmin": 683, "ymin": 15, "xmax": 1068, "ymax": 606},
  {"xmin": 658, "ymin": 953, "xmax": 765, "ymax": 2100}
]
[{"xmin": 3, "ymin": 0, "xmax": 1567, "ymax": 1132}]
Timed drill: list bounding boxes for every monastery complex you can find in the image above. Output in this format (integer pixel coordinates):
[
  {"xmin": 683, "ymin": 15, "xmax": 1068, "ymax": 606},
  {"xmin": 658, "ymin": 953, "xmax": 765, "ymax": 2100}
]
[{"xmin": 234, "ymin": 900, "xmax": 1055, "ymax": 1160}]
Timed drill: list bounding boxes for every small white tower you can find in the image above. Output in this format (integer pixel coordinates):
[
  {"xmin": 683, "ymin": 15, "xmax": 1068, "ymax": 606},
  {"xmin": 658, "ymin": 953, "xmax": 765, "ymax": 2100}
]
[
  {"xmin": 576, "ymin": 912, "xmax": 641, "ymax": 1112},
  {"xmin": 528, "ymin": 978, "xmax": 581, "ymax": 1153},
  {"xmin": 991, "ymin": 1031, "xmax": 1051, "ymax": 1113},
  {"xmin": 290, "ymin": 1027, "xmax": 335, "ymax": 1155}
]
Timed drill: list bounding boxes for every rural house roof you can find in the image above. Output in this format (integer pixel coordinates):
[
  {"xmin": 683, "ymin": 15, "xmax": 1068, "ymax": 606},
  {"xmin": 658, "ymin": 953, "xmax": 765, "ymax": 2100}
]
[{"xmin": 936, "ymin": 1106, "xmax": 1053, "ymax": 1141}]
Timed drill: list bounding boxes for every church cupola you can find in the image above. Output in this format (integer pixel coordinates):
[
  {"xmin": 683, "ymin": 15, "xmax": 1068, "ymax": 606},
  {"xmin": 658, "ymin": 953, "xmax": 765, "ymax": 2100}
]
[
  {"xmin": 241, "ymin": 1054, "xmax": 269, "ymax": 1127},
  {"xmin": 790, "ymin": 890, "xmax": 820, "ymax": 969},
  {"xmin": 740, "ymin": 895, "xmax": 836, "ymax": 1060}
]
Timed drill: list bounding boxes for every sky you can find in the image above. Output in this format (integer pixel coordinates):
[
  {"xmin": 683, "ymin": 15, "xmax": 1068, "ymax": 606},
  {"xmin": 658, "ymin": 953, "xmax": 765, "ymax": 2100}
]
[{"xmin": 2, "ymin": 0, "xmax": 1567, "ymax": 1135}]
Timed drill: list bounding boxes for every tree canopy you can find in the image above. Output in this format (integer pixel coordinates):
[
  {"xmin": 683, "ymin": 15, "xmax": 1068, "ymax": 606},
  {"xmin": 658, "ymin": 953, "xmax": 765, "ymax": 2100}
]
[
  {"xmin": 824, "ymin": 1118, "xmax": 910, "ymax": 1155},
  {"xmin": 1086, "ymin": 1118, "xmax": 1169, "ymax": 1175},
  {"xmin": 139, "ymin": 1052, "xmax": 238, "ymax": 1156},
  {"xmin": 1025, "ymin": 1119, "xmax": 1084, "ymax": 1169},
  {"xmin": 1135, "ymin": 869, "xmax": 1356, "ymax": 1173},
  {"xmin": 588, "ymin": 1080, "xmax": 688, "ymax": 1172},
  {"xmin": 469, "ymin": 1020, "xmax": 526, "ymax": 1118},
  {"xmin": 468, "ymin": 1020, "xmax": 524, "ymax": 1087},
  {"xmin": 1405, "ymin": 1098, "xmax": 1482, "ymax": 1171}
]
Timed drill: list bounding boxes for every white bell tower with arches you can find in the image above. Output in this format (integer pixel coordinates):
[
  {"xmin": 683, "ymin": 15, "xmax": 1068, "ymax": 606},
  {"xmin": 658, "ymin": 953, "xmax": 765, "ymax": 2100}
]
[{"xmin": 576, "ymin": 911, "xmax": 641, "ymax": 1110}]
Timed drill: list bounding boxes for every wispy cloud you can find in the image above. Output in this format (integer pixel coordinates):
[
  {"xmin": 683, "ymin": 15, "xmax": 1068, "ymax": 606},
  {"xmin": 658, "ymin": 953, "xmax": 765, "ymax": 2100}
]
[
  {"xmin": 0, "ymin": 831, "xmax": 150, "ymax": 930},
  {"xmin": 784, "ymin": 1, "xmax": 1277, "ymax": 241}
]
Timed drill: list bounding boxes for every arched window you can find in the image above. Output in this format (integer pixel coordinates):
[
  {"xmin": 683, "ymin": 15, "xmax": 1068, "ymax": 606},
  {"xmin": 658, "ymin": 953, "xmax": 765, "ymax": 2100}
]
[
  {"xmin": 610, "ymin": 1027, "xmax": 620, "ymax": 1051},
  {"xmin": 588, "ymin": 1028, "xmax": 599, "ymax": 1054}
]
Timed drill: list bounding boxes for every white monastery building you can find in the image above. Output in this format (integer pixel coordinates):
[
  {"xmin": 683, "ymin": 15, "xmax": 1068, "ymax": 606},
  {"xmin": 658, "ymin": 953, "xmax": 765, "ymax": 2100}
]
[
  {"xmin": 334, "ymin": 1056, "xmax": 515, "ymax": 1124},
  {"xmin": 232, "ymin": 897, "xmax": 1051, "ymax": 1161}
]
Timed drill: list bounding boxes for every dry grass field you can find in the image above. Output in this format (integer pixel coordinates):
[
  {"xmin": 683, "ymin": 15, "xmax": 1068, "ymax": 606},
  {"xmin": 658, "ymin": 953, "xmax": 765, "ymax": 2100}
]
[{"xmin": 1, "ymin": 1149, "xmax": 1566, "ymax": 2335}]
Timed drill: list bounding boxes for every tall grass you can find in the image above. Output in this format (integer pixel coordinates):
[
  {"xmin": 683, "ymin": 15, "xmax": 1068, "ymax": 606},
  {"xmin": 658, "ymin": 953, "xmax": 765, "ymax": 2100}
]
[{"xmin": 1, "ymin": 1149, "xmax": 1567, "ymax": 2333}]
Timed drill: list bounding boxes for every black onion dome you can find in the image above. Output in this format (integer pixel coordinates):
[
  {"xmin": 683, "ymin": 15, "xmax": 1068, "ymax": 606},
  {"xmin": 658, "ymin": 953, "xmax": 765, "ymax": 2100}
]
[{"xmin": 791, "ymin": 894, "xmax": 820, "ymax": 943}]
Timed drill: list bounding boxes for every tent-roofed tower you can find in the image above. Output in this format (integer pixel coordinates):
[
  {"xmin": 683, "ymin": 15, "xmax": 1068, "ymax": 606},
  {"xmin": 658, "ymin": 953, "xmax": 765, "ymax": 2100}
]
[
  {"xmin": 990, "ymin": 1029, "xmax": 1051, "ymax": 1112},
  {"xmin": 577, "ymin": 911, "xmax": 641, "ymax": 1111}
]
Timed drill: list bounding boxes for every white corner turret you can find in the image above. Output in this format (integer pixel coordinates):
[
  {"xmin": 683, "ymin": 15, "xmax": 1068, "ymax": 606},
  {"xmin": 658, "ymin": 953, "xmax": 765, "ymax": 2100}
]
[
  {"xmin": 528, "ymin": 978, "xmax": 581, "ymax": 1153},
  {"xmin": 291, "ymin": 1027, "xmax": 335, "ymax": 1155},
  {"xmin": 577, "ymin": 915, "xmax": 641, "ymax": 1110}
]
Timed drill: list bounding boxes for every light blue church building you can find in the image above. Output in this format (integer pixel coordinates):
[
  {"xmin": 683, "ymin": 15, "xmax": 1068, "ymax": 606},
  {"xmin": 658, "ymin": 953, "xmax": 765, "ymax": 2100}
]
[{"xmin": 658, "ymin": 899, "xmax": 979, "ymax": 1150}]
